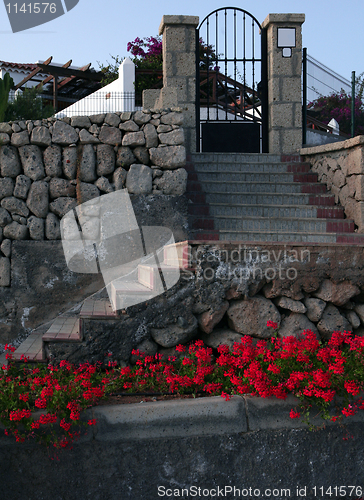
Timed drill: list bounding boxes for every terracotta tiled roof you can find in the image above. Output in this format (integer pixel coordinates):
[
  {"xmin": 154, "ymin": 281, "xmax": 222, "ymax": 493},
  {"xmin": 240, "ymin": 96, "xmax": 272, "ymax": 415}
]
[{"xmin": 0, "ymin": 61, "xmax": 37, "ymax": 71}]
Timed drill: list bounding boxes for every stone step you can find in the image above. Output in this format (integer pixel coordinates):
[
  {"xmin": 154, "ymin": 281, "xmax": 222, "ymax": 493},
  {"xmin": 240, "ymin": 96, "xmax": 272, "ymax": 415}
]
[
  {"xmin": 204, "ymin": 192, "xmax": 335, "ymax": 205},
  {"xmin": 79, "ymin": 298, "xmax": 119, "ymax": 319},
  {"xmin": 12, "ymin": 331, "xmax": 45, "ymax": 363},
  {"xmin": 195, "ymin": 171, "xmax": 318, "ymax": 183},
  {"xmin": 204, "ymin": 204, "xmax": 344, "ymax": 219},
  {"xmin": 188, "ymin": 181, "xmax": 326, "ymax": 194},
  {"xmin": 218, "ymin": 230, "xmax": 364, "ymax": 243},
  {"xmin": 190, "ymin": 153, "xmax": 284, "ymax": 163},
  {"xmin": 42, "ymin": 316, "xmax": 82, "ymax": 343},
  {"xmin": 218, "ymin": 230, "xmax": 338, "ymax": 243},
  {"xmin": 211, "ymin": 216, "xmax": 355, "ymax": 233},
  {"xmin": 191, "ymin": 162, "xmax": 312, "ymax": 174}
]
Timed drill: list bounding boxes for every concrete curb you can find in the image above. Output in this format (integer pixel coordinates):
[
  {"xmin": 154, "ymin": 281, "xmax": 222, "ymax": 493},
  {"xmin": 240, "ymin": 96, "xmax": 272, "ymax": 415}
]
[
  {"xmin": 82, "ymin": 393, "xmax": 364, "ymax": 441},
  {"xmin": 2, "ymin": 394, "xmax": 364, "ymax": 447}
]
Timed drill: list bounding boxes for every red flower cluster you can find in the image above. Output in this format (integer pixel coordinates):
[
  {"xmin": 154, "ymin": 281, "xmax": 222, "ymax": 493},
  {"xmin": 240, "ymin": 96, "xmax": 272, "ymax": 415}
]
[{"xmin": 2, "ymin": 322, "xmax": 364, "ymax": 449}]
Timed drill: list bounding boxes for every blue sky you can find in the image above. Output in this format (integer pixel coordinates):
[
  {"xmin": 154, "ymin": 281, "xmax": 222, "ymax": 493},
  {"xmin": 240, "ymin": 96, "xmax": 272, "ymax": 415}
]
[{"xmin": 0, "ymin": 0, "xmax": 362, "ymax": 82}]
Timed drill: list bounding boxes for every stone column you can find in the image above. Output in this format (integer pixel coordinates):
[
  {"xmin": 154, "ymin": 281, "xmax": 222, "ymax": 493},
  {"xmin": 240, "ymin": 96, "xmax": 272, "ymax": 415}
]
[
  {"xmin": 143, "ymin": 15, "xmax": 199, "ymax": 154},
  {"xmin": 261, "ymin": 14, "xmax": 305, "ymax": 153}
]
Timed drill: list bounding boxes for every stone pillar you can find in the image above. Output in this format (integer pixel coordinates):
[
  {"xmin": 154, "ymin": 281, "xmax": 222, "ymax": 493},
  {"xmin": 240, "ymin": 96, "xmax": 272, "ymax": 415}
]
[
  {"xmin": 143, "ymin": 15, "xmax": 199, "ymax": 154},
  {"xmin": 261, "ymin": 14, "xmax": 305, "ymax": 153}
]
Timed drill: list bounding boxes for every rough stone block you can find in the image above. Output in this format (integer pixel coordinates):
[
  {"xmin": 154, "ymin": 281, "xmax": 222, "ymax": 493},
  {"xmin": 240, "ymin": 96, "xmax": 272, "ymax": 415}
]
[
  {"xmin": 28, "ymin": 216, "xmax": 45, "ymax": 240},
  {"xmin": 126, "ymin": 164, "xmax": 152, "ymax": 195},
  {"xmin": 149, "ymin": 145, "xmax": 186, "ymax": 169},
  {"xmin": 0, "ymin": 178, "xmax": 15, "ymax": 200},
  {"xmin": 62, "ymin": 146, "xmax": 78, "ymax": 180},
  {"xmin": 99, "ymin": 126, "xmax": 122, "ymax": 145},
  {"xmin": 18, "ymin": 145, "xmax": 45, "ymax": 181},
  {"xmin": 122, "ymin": 131, "xmax": 145, "ymax": 148},
  {"xmin": 31, "ymin": 126, "xmax": 52, "ymax": 147},
  {"xmin": 11, "ymin": 130, "xmax": 29, "ymax": 147},
  {"xmin": 0, "ymin": 145, "xmax": 22, "ymax": 178},
  {"xmin": 52, "ymin": 120, "xmax": 79, "ymax": 145},
  {"xmin": 79, "ymin": 144, "xmax": 97, "ymax": 182},
  {"xmin": 45, "ymin": 213, "xmax": 61, "ymax": 240},
  {"xmin": 43, "ymin": 145, "xmax": 63, "ymax": 178},
  {"xmin": 96, "ymin": 144, "xmax": 115, "ymax": 176},
  {"xmin": 26, "ymin": 181, "xmax": 49, "ymax": 218}
]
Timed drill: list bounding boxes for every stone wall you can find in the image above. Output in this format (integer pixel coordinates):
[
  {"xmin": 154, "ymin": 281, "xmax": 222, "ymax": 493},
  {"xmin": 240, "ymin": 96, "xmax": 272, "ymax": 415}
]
[
  {"xmin": 301, "ymin": 136, "xmax": 364, "ymax": 232},
  {"xmin": 0, "ymin": 109, "xmax": 188, "ymax": 287},
  {"xmin": 47, "ymin": 242, "xmax": 364, "ymax": 366}
]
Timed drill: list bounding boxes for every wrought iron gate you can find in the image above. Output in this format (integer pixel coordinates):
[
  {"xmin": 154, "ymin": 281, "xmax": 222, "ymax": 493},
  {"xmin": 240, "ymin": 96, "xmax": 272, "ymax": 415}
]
[{"xmin": 196, "ymin": 7, "xmax": 268, "ymax": 153}]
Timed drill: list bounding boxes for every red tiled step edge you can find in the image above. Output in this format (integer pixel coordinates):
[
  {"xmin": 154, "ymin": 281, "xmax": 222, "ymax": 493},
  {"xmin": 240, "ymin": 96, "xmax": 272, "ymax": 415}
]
[
  {"xmin": 300, "ymin": 184, "xmax": 326, "ymax": 194},
  {"xmin": 317, "ymin": 207, "xmax": 344, "ymax": 218},
  {"xmin": 188, "ymin": 204, "xmax": 210, "ymax": 216},
  {"xmin": 13, "ymin": 332, "xmax": 45, "ymax": 363},
  {"xmin": 281, "ymin": 154, "xmax": 301, "ymax": 162},
  {"xmin": 293, "ymin": 173, "xmax": 318, "ymax": 183},
  {"xmin": 42, "ymin": 316, "xmax": 81, "ymax": 343},
  {"xmin": 192, "ymin": 231, "xmax": 220, "ymax": 241},
  {"xmin": 309, "ymin": 195, "xmax": 335, "ymax": 206},
  {"xmin": 336, "ymin": 234, "xmax": 364, "ymax": 244},
  {"xmin": 326, "ymin": 220, "xmax": 355, "ymax": 233},
  {"xmin": 286, "ymin": 163, "xmax": 311, "ymax": 173},
  {"xmin": 79, "ymin": 299, "xmax": 119, "ymax": 319}
]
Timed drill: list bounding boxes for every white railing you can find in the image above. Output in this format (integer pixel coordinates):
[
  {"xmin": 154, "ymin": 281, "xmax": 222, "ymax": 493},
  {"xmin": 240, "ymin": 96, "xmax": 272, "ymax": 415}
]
[{"xmin": 55, "ymin": 57, "xmax": 137, "ymax": 118}]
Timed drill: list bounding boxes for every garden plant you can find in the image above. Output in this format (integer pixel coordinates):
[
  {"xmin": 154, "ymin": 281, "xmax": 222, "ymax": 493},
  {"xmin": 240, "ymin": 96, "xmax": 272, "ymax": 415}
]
[{"xmin": 1, "ymin": 323, "xmax": 364, "ymax": 451}]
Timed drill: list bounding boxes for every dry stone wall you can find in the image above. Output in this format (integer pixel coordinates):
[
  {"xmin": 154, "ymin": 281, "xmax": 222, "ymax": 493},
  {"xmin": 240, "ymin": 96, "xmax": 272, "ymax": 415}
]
[
  {"xmin": 47, "ymin": 243, "xmax": 364, "ymax": 366},
  {"xmin": 301, "ymin": 136, "xmax": 364, "ymax": 232},
  {"xmin": 0, "ymin": 109, "xmax": 187, "ymax": 287}
]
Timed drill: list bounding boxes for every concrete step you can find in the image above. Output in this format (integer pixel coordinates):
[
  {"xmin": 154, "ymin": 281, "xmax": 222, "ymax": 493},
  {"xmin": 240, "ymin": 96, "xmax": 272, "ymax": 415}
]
[
  {"xmin": 188, "ymin": 181, "xmax": 326, "ymax": 194},
  {"xmin": 206, "ymin": 204, "xmax": 344, "ymax": 219},
  {"xmin": 204, "ymin": 192, "xmax": 335, "ymax": 205},
  {"xmin": 190, "ymin": 153, "xmax": 283, "ymax": 163},
  {"xmin": 191, "ymin": 163, "xmax": 312, "ymax": 174},
  {"xmin": 195, "ymin": 171, "xmax": 318, "ymax": 183},
  {"xmin": 218, "ymin": 230, "xmax": 338, "ymax": 243},
  {"xmin": 211, "ymin": 216, "xmax": 355, "ymax": 233},
  {"xmin": 218, "ymin": 230, "xmax": 364, "ymax": 243}
]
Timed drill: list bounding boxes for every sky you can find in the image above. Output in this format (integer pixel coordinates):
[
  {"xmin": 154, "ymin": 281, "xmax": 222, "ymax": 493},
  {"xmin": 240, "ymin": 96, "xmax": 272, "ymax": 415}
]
[{"xmin": 0, "ymin": 0, "xmax": 362, "ymax": 82}]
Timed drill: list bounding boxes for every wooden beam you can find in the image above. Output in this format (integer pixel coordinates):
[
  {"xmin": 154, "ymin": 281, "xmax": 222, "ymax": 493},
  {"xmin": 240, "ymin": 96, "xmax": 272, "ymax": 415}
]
[
  {"xmin": 14, "ymin": 56, "xmax": 52, "ymax": 90},
  {"xmin": 56, "ymin": 63, "xmax": 92, "ymax": 89},
  {"xmin": 35, "ymin": 59, "xmax": 72, "ymax": 89},
  {"xmin": 36, "ymin": 63, "xmax": 102, "ymax": 81}
]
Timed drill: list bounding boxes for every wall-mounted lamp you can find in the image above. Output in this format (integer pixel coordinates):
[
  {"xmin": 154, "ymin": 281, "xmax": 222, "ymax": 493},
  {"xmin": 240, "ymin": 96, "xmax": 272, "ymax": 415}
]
[{"xmin": 277, "ymin": 27, "xmax": 296, "ymax": 57}]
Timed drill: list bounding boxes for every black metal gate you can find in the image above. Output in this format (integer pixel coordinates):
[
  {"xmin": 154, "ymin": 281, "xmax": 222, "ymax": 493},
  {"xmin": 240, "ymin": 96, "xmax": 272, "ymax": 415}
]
[{"xmin": 196, "ymin": 7, "xmax": 268, "ymax": 153}]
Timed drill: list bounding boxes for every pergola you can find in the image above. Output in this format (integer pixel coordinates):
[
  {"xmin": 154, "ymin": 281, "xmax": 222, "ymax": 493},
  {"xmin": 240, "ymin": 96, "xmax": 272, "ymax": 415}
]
[{"xmin": 14, "ymin": 57, "xmax": 104, "ymax": 112}]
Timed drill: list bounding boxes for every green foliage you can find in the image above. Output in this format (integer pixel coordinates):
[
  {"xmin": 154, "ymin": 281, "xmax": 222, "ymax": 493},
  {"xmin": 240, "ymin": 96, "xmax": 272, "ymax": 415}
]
[
  {"xmin": 0, "ymin": 73, "xmax": 14, "ymax": 122},
  {"xmin": 97, "ymin": 54, "xmax": 124, "ymax": 87},
  {"xmin": 5, "ymin": 86, "xmax": 54, "ymax": 121}
]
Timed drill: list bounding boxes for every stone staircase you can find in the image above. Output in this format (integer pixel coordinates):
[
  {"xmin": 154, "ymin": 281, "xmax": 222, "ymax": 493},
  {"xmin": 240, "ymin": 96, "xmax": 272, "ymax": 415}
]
[
  {"xmin": 12, "ymin": 242, "xmax": 189, "ymax": 363},
  {"xmin": 186, "ymin": 153, "xmax": 364, "ymax": 243}
]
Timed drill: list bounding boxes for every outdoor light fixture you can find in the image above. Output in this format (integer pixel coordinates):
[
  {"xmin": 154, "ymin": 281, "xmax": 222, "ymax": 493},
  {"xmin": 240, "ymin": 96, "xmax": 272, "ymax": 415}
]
[{"xmin": 277, "ymin": 27, "xmax": 296, "ymax": 57}]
